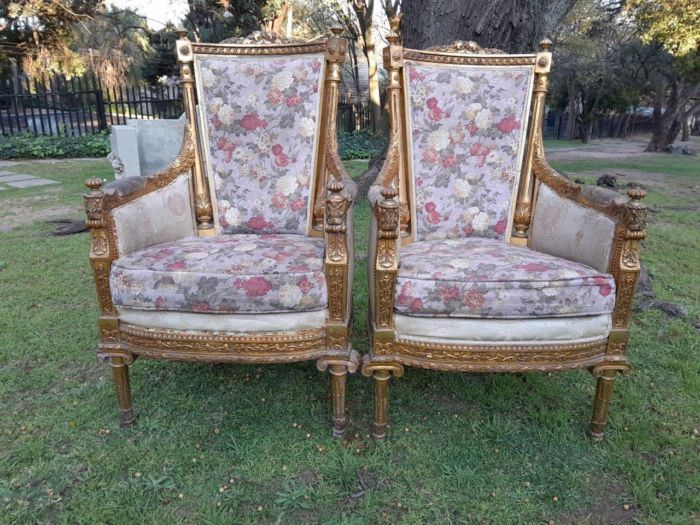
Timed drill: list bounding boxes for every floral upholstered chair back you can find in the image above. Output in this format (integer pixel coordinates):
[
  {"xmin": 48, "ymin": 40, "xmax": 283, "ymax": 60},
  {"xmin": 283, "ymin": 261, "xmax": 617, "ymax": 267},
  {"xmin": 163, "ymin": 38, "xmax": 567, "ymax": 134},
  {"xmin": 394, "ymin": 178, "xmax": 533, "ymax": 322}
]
[
  {"xmin": 403, "ymin": 50, "xmax": 535, "ymax": 241},
  {"xmin": 194, "ymin": 44, "xmax": 326, "ymax": 235}
]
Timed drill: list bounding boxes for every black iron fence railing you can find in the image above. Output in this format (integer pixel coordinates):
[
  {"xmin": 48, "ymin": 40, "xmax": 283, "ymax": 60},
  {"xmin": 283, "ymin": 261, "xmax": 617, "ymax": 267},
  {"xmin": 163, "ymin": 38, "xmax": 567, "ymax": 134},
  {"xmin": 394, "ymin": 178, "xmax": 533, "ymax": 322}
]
[{"xmin": 0, "ymin": 75, "xmax": 372, "ymax": 137}]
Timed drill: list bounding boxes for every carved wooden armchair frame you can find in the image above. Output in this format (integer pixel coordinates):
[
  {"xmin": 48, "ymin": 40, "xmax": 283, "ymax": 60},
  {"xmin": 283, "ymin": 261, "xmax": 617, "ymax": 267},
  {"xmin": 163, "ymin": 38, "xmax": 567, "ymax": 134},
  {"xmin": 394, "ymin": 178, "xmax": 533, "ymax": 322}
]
[
  {"xmin": 363, "ymin": 35, "xmax": 647, "ymax": 439},
  {"xmin": 84, "ymin": 29, "xmax": 358, "ymax": 437}
]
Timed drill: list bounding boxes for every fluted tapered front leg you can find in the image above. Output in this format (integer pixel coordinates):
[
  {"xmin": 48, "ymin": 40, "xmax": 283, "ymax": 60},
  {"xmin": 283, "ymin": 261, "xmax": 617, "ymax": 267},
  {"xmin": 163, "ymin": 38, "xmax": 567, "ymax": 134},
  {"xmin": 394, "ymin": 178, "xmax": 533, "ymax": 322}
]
[
  {"xmin": 329, "ymin": 364, "xmax": 349, "ymax": 437},
  {"xmin": 111, "ymin": 357, "xmax": 135, "ymax": 426},
  {"xmin": 590, "ymin": 369, "xmax": 617, "ymax": 440},
  {"xmin": 372, "ymin": 370, "xmax": 391, "ymax": 439}
]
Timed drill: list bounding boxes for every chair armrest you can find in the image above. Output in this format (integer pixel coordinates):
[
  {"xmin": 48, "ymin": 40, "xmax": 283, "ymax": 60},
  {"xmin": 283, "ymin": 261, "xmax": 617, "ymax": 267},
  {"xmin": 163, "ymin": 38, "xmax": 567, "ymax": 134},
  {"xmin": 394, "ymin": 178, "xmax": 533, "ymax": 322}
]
[
  {"xmin": 84, "ymin": 127, "xmax": 197, "ymax": 266},
  {"xmin": 99, "ymin": 124, "xmax": 196, "ymax": 212},
  {"xmin": 532, "ymin": 157, "xmax": 633, "ymax": 220},
  {"xmin": 531, "ymin": 157, "xmax": 648, "ymax": 331}
]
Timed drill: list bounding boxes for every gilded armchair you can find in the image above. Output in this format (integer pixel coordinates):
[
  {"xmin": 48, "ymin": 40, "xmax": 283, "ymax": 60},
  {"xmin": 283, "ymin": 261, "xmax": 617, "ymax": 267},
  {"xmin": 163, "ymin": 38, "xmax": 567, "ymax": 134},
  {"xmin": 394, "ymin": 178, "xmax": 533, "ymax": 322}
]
[
  {"xmin": 84, "ymin": 29, "xmax": 358, "ymax": 436},
  {"xmin": 363, "ymin": 35, "xmax": 647, "ymax": 440}
]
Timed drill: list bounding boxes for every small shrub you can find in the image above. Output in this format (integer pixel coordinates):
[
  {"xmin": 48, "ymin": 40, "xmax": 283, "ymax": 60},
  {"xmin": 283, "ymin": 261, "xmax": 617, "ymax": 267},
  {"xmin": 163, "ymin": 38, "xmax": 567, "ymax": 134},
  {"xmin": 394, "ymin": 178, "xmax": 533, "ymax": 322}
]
[
  {"xmin": 338, "ymin": 129, "xmax": 387, "ymax": 160},
  {"xmin": 0, "ymin": 132, "xmax": 111, "ymax": 160}
]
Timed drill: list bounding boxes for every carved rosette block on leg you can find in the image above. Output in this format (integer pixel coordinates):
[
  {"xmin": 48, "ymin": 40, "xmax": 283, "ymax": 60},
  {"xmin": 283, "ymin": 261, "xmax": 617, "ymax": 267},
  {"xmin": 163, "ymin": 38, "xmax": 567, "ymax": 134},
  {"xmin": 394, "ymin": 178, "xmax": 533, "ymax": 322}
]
[{"xmin": 317, "ymin": 351, "xmax": 359, "ymax": 438}]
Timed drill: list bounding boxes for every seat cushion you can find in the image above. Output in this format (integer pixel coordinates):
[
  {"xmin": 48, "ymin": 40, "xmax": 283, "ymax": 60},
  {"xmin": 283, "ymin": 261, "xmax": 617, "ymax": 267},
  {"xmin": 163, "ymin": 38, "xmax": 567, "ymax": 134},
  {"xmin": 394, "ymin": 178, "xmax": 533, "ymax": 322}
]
[
  {"xmin": 110, "ymin": 234, "xmax": 327, "ymax": 314},
  {"xmin": 394, "ymin": 238, "xmax": 615, "ymax": 319}
]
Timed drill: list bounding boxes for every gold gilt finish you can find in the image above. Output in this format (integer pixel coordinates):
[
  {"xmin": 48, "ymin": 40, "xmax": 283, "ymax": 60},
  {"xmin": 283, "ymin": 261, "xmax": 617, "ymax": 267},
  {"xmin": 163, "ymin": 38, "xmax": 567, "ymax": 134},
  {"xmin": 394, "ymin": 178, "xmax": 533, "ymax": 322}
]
[
  {"xmin": 84, "ymin": 30, "xmax": 358, "ymax": 435},
  {"xmin": 363, "ymin": 39, "xmax": 647, "ymax": 440}
]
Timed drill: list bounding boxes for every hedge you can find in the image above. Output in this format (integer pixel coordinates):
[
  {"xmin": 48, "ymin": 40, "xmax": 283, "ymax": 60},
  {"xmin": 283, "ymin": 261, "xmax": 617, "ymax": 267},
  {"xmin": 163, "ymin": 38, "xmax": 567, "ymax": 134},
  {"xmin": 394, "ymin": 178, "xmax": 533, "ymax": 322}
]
[
  {"xmin": 0, "ymin": 128, "xmax": 384, "ymax": 161},
  {"xmin": 338, "ymin": 129, "xmax": 387, "ymax": 160},
  {"xmin": 0, "ymin": 132, "xmax": 111, "ymax": 160}
]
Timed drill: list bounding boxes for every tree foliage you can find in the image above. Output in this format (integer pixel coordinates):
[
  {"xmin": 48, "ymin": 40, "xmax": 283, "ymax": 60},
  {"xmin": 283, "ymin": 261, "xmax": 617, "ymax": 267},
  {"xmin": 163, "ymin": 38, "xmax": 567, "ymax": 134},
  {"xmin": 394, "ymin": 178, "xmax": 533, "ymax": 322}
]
[
  {"xmin": 628, "ymin": 0, "xmax": 700, "ymax": 58},
  {"xmin": 1, "ymin": 0, "xmax": 101, "ymax": 79}
]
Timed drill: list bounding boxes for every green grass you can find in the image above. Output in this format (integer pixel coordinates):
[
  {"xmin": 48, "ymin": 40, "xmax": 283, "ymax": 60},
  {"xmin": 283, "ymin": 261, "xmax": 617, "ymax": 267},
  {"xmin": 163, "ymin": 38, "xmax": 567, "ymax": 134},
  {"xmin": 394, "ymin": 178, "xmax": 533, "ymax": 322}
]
[
  {"xmin": 543, "ymin": 139, "xmax": 593, "ymax": 149},
  {"xmin": 0, "ymin": 155, "xmax": 698, "ymax": 524},
  {"xmin": 552, "ymin": 155, "xmax": 700, "ymax": 178}
]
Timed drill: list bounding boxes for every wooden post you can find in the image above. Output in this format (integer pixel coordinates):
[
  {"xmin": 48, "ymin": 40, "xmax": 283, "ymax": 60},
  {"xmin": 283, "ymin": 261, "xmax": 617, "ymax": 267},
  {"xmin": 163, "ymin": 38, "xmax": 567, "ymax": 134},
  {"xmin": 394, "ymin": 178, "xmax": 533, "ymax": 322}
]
[
  {"xmin": 175, "ymin": 31, "xmax": 215, "ymax": 236},
  {"xmin": 512, "ymin": 38, "xmax": 552, "ymax": 245}
]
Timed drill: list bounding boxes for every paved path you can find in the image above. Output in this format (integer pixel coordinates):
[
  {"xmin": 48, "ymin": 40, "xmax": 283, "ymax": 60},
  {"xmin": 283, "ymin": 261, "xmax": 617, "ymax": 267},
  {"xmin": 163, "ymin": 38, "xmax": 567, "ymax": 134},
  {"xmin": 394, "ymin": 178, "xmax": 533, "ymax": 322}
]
[{"xmin": 0, "ymin": 171, "xmax": 59, "ymax": 191}]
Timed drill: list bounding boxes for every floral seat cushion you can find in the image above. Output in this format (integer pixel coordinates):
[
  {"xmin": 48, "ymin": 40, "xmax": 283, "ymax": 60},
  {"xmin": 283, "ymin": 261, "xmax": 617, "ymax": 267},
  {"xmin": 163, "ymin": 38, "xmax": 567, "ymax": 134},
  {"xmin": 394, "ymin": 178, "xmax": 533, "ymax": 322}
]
[
  {"xmin": 110, "ymin": 234, "xmax": 327, "ymax": 314},
  {"xmin": 394, "ymin": 238, "xmax": 616, "ymax": 318}
]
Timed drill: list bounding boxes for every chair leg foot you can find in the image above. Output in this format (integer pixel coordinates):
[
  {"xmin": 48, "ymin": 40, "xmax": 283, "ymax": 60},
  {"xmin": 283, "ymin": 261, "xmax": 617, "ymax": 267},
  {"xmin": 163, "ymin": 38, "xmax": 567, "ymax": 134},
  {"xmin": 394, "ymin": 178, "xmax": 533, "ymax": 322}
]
[
  {"xmin": 372, "ymin": 370, "xmax": 391, "ymax": 440},
  {"xmin": 590, "ymin": 369, "xmax": 617, "ymax": 440},
  {"xmin": 329, "ymin": 364, "xmax": 349, "ymax": 438},
  {"xmin": 110, "ymin": 357, "xmax": 135, "ymax": 426}
]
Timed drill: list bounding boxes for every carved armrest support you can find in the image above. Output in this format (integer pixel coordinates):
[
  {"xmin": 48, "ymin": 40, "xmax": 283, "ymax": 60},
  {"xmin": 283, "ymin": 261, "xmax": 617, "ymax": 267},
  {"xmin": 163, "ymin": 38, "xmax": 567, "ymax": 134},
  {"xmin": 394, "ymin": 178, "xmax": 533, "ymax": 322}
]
[
  {"xmin": 326, "ymin": 147, "xmax": 357, "ymax": 201},
  {"xmin": 611, "ymin": 187, "xmax": 647, "ymax": 332},
  {"xmin": 325, "ymin": 178, "xmax": 350, "ymax": 342},
  {"xmin": 84, "ymin": 177, "xmax": 119, "ymax": 345},
  {"xmin": 374, "ymin": 132, "xmax": 410, "ymax": 233},
  {"xmin": 373, "ymin": 185, "xmax": 400, "ymax": 331}
]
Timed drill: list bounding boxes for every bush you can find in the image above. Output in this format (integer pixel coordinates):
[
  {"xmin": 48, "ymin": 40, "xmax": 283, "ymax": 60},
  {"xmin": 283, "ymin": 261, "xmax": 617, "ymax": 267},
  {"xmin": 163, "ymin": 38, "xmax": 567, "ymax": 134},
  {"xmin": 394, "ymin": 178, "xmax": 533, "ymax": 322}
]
[
  {"xmin": 338, "ymin": 129, "xmax": 387, "ymax": 160},
  {"xmin": 0, "ymin": 132, "xmax": 111, "ymax": 160}
]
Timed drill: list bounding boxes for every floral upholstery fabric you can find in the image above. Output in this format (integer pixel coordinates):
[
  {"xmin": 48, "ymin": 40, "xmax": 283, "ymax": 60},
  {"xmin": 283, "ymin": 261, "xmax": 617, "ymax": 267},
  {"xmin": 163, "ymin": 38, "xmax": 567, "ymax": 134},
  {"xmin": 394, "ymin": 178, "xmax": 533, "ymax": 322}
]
[
  {"xmin": 394, "ymin": 238, "xmax": 616, "ymax": 318},
  {"xmin": 110, "ymin": 234, "xmax": 327, "ymax": 314},
  {"xmin": 196, "ymin": 54, "xmax": 324, "ymax": 235},
  {"xmin": 405, "ymin": 61, "xmax": 533, "ymax": 241}
]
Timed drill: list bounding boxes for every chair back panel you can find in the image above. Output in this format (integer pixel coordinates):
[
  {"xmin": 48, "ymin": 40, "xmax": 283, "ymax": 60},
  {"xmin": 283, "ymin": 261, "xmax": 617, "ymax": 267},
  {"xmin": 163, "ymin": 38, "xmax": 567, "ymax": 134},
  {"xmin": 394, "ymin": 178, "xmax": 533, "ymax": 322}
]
[
  {"xmin": 404, "ymin": 60, "xmax": 534, "ymax": 241},
  {"xmin": 194, "ymin": 53, "xmax": 325, "ymax": 235}
]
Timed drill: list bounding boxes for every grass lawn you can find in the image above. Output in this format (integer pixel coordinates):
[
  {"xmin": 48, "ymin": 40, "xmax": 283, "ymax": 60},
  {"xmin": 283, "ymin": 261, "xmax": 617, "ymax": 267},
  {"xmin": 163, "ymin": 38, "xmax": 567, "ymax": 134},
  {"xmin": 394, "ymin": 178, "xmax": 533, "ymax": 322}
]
[
  {"xmin": 0, "ymin": 150, "xmax": 698, "ymax": 524},
  {"xmin": 542, "ymin": 139, "xmax": 592, "ymax": 149}
]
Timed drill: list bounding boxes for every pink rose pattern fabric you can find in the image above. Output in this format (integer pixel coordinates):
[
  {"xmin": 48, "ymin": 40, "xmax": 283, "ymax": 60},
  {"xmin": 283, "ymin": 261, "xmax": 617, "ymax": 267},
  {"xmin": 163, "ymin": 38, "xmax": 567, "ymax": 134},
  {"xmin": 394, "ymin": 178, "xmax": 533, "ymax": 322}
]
[
  {"xmin": 197, "ymin": 55, "xmax": 324, "ymax": 234},
  {"xmin": 110, "ymin": 234, "xmax": 327, "ymax": 314},
  {"xmin": 405, "ymin": 62, "xmax": 533, "ymax": 240},
  {"xmin": 395, "ymin": 238, "xmax": 616, "ymax": 318}
]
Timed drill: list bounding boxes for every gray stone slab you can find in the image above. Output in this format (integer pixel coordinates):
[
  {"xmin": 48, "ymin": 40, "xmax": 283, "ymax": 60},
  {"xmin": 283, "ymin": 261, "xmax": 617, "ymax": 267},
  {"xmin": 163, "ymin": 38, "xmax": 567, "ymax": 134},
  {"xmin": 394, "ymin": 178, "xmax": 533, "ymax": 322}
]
[
  {"xmin": 0, "ymin": 173, "xmax": 37, "ymax": 183},
  {"xmin": 6, "ymin": 178, "xmax": 59, "ymax": 189}
]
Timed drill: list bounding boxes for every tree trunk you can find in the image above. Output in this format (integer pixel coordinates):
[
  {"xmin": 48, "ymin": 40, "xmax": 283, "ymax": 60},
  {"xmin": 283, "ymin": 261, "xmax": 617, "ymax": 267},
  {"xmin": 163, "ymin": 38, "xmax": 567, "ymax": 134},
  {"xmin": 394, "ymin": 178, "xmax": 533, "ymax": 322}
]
[
  {"xmin": 402, "ymin": 0, "xmax": 577, "ymax": 52},
  {"xmin": 681, "ymin": 117, "xmax": 690, "ymax": 142},
  {"xmin": 565, "ymin": 75, "xmax": 577, "ymax": 139},
  {"xmin": 365, "ymin": 30, "xmax": 383, "ymax": 134}
]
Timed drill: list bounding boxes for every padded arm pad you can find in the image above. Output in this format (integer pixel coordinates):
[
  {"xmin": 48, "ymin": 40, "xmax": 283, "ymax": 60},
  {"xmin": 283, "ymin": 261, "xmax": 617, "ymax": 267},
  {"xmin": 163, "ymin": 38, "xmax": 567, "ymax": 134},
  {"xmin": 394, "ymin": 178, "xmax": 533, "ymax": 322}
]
[
  {"xmin": 529, "ymin": 183, "xmax": 617, "ymax": 273},
  {"xmin": 111, "ymin": 174, "xmax": 196, "ymax": 256}
]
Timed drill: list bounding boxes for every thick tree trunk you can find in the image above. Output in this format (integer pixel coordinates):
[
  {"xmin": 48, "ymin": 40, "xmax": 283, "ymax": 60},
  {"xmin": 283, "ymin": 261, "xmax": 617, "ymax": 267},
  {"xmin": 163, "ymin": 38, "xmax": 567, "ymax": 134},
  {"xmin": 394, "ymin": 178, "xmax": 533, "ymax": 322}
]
[
  {"xmin": 646, "ymin": 80, "xmax": 700, "ymax": 152},
  {"xmin": 402, "ymin": 0, "xmax": 577, "ymax": 52}
]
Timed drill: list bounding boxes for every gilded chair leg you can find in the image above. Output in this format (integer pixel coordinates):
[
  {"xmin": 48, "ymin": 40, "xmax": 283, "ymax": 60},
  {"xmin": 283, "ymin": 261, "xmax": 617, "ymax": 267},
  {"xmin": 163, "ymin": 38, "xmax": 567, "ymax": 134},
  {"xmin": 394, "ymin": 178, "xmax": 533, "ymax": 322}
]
[
  {"xmin": 372, "ymin": 370, "xmax": 392, "ymax": 440},
  {"xmin": 329, "ymin": 364, "xmax": 349, "ymax": 438},
  {"xmin": 590, "ymin": 369, "xmax": 617, "ymax": 440},
  {"xmin": 111, "ymin": 357, "xmax": 135, "ymax": 426}
]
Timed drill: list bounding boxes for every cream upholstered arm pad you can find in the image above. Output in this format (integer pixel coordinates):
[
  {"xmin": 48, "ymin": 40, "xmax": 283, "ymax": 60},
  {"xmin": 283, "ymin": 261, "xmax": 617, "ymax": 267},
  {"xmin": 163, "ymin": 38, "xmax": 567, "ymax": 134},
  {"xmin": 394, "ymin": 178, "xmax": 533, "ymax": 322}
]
[
  {"xmin": 368, "ymin": 184, "xmax": 388, "ymax": 207},
  {"xmin": 109, "ymin": 174, "xmax": 196, "ymax": 256},
  {"xmin": 529, "ymin": 182, "xmax": 617, "ymax": 273}
]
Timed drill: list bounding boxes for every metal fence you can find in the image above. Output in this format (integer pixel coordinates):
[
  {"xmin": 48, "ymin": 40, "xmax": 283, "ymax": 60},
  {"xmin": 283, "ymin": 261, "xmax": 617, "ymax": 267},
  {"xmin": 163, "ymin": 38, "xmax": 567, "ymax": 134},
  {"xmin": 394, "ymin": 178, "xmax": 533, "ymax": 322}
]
[
  {"xmin": 0, "ymin": 75, "xmax": 373, "ymax": 137},
  {"xmin": 338, "ymin": 95, "xmax": 371, "ymax": 132},
  {"xmin": 0, "ymin": 75, "xmax": 183, "ymax": 137}
]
